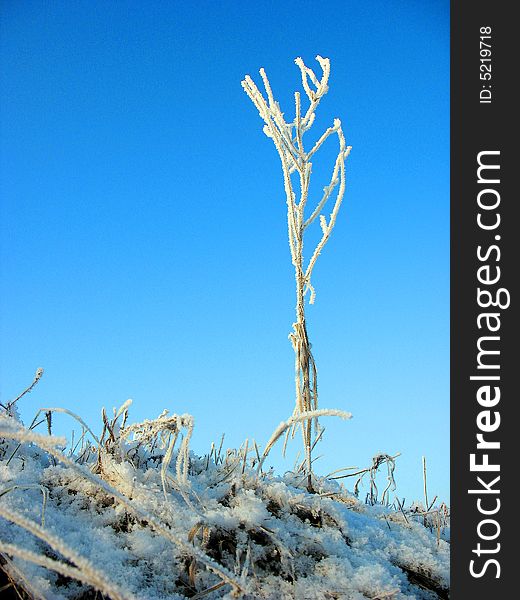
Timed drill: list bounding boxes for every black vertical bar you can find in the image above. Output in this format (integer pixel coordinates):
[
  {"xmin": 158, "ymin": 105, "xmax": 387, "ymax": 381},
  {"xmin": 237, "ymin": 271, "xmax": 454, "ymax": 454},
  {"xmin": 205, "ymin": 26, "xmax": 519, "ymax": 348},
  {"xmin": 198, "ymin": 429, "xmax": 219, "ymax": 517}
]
[{"xmin": 451, "ymin": 1, "xmax": 515, "ymax": 597}]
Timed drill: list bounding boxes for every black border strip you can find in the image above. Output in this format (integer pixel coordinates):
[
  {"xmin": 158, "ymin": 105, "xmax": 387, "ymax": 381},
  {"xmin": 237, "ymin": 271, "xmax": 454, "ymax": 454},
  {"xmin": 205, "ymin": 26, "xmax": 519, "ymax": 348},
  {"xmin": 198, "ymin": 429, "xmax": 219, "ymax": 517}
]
[{"xmin": 451, "ymin": 1, "xmax": 515, "ymax": 596}]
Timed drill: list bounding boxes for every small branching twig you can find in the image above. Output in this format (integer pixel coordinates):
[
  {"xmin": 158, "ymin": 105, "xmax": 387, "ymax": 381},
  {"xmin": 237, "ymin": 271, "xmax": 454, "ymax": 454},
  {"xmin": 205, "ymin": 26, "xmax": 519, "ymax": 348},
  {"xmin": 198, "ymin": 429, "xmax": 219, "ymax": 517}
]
[
  {"xmin": 0, "ymin": 368, "xmax": 44, "ymax": 413},
  {"xmin": 330, "ymin": 452, "xmax": 400, "ymax": 506}
]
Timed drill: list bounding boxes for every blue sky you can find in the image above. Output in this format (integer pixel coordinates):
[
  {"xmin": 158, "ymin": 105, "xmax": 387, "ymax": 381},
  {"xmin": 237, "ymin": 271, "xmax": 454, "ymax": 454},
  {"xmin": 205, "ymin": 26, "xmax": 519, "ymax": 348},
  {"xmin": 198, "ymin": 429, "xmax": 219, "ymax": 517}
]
[{"xmin": 1, "ymin": 1, "xmax": 449, "ymax": 503}]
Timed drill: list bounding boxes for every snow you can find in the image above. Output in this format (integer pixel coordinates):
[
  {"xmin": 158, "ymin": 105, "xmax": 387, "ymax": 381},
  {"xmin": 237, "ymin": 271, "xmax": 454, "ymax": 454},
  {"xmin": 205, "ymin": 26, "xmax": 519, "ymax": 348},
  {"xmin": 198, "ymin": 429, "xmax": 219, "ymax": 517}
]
[{"xmin": 0, "ymin": 407, "xmax": 449, "ymax": 599}]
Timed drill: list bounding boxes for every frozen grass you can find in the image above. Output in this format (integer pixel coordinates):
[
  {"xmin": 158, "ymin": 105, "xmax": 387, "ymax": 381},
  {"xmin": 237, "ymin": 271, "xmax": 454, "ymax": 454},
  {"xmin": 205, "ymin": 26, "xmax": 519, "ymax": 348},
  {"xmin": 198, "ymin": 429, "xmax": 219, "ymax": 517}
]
[{"xmin": 0, "ymin": 387, "xmax": 449, "ymax": 599}]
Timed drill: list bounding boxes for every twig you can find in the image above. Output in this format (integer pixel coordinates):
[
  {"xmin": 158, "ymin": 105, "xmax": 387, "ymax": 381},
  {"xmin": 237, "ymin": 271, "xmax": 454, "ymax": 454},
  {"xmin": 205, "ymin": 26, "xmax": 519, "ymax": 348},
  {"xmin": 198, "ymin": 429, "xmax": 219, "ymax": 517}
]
[{"xmin": 2, "ymin": 368, "xmax": 44, "ymax": 411}]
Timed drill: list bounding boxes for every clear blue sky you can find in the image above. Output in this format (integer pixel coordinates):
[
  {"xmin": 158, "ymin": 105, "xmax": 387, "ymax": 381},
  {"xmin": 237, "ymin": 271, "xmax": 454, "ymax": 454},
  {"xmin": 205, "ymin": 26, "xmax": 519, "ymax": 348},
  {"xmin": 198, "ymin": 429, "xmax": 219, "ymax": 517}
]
[{"xmin": 1, "ymin": 1, "xmax": 449, "ymax": 503}]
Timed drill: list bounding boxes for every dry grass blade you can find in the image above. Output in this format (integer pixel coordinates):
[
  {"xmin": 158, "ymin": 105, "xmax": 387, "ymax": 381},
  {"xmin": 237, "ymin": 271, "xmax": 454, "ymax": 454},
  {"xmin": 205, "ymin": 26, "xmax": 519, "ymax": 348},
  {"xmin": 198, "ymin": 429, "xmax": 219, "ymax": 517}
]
[
  {"xmin": 0, "ymin": 426, "xmax": 247, "ymax": 596},
  {"xmin": 191, "ymin": 581, "xmax": 227, "ymax": 599},
  {"xmin": 0, "ymin": 503, "xmax": 134, "ymax": 600},
  {"xmin": 0, "ymin": 484, "xmax": 48, "ymax": 526},
  {"xmin": 0, "ymin": 553, "xmax": 46, "ymax": 600},
  {"xmin": 259, "ymin": 409, "xmax": 351, "ymax": 473},
  {"xmin": 0, "ymin": 541, "xmax": 133, "ymax": 600}
]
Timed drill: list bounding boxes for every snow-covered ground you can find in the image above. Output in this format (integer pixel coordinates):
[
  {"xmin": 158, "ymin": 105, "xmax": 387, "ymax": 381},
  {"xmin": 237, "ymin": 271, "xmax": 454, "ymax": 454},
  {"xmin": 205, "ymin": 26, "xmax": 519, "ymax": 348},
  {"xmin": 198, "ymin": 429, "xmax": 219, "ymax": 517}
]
[{"xmin": 0, "ymin": 403, "xmax": 449, "ymax": 599}]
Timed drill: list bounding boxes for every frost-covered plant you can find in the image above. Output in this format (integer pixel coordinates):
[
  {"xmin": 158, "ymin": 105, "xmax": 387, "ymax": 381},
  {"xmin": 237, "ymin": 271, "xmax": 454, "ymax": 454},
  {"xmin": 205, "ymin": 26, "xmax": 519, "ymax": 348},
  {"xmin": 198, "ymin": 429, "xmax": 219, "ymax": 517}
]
[{"xmin": 242, "ymin": 56, "xmax": 352, "ymax": 490}]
